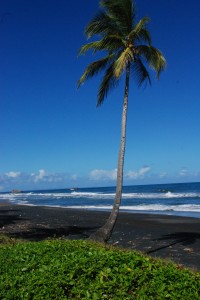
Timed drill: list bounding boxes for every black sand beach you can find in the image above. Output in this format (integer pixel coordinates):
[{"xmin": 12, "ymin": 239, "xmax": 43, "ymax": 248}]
[{"xmin": 1, "ymin": 203, "xmax": 200, "ymax": 271}]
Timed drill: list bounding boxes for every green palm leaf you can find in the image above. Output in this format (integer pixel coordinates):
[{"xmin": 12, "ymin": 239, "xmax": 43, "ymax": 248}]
[
  {"xmin": 114, "ymin": 47, "xmax": 134, "ymax": 78},
  {"xmin": 131, "ymin": 57, "xmax": 151, "ymax": 86},
  {"xmin": 100, "ymin": 0, "xmax": 134, "ymax": 34},
  {"xmin": 77, "ymin": 55, "xmax": 114, "ymax": 87},
  {"xmin": 136, "ymin": 45, "xmax": 166, "ymax": 78},
  {"xmin": 78, "ymin": 37, "xmax": 124, "ymax": 56},
  {"xmin": 85, "ymin": 11, "xmax": 121, "ymax": 39},
  {"xmin": 97, "ymin": 63, "xmax": 119, "ymax": 106},
  {"xmin": 128, "ymin": 17, "xmax": 151, "ymax": 43}
]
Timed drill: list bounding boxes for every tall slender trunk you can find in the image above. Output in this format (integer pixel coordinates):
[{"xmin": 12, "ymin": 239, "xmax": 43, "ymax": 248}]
[{"xmin": 89, "ymin": 63, "xmax": 131, "ymax": 242}]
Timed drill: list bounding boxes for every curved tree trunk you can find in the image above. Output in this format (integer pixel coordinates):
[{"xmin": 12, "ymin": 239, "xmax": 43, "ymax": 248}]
[{"xmin": 89, "ymin": 64, "xmax": 130, "ymax": 242}]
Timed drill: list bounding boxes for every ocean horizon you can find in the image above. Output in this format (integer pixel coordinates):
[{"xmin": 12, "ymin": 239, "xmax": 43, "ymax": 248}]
[{"xmin": 1, "ymin": 182, "xmax": 200, "ymax": 219}]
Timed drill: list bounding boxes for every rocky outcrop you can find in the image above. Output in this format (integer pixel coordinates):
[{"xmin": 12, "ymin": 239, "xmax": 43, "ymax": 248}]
[{"xmin": 11, "ymin": 189, "xmax": 23, "ymax": 194}]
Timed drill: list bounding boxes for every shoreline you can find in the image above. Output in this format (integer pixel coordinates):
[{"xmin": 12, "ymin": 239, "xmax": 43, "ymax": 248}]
[
  {"xmin": 1, "ymin": 201, "xmax": 200, "ymax": 220},
  {"xmin": 1, "ymin": 203, "xmax": 200, "ymax": 271}
]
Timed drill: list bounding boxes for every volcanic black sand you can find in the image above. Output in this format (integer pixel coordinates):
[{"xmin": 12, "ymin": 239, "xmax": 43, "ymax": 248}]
[{"xmin": 1, "ymin": 203, "xmax": 200, "ymax": 271}]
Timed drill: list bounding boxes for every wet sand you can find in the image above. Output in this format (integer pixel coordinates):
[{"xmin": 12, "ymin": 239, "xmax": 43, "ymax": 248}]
[{"xmin": 0, "ymin": 203, "xmax": 200, "ymax": 271}]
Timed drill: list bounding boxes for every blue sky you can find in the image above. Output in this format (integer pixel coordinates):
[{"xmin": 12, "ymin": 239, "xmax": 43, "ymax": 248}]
[{"xmin": 1, "ymin": 0, "xmax": 200, "ymax": 192}]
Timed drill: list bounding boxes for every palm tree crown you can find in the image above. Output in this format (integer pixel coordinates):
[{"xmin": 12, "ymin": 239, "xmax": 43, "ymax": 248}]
[{"xmin": 78, "ymin": 0, "xmax": 166, "ymax": 105}]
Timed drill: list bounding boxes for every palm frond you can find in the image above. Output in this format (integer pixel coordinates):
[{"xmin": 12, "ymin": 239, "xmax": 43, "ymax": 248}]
[
  {"xmin": 136, "ymin": 45, "xmax": 166, "ymax": 78},
  {"xmin": 137, "ymin": 28, "xmax": 151, "ymax": 44},
  {"xmin": 97, "ymin": 64, "xmax": 119, "ymax": 106},
  {"xmin": 77, "ymin": 55, "xmax": 114, "ymax": 87},
  {"xmin": 78, "ymin": 41, "xmax": 103, "ymax": 55},
  {"xmin": 79, "ymin": 36, "xmax": 124, "ymax": 56},
  {"xmin": 100, "ymin": 35, "xmax": 126, "ymax": 50},
  {"xmin": 131, "ymin": 57, "xmax": 151, "ymax": 86},
  {"xmin": 100, "ymin": 0, "xmax": 134, "ymax": 35},
  {"xmin": 128, "ymin": 17, "xmax": 151, "ymax": 43},
  {"xmin": 114, "ymin": 47, "xmax": 134, "ymax": 78},
  {"xmin": 85, "ymin": 11, "xmax": 121, "ymax": 39}
]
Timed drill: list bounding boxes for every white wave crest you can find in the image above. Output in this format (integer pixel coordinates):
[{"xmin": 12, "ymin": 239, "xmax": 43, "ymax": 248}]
[
  {"xmin": 66, "ymin": 204, "xmax": 200, "ymax": 212},
  {"xmin": 70, "ymin": 191, "xmax": 200, "ymax": 199},
  {"xmin": 71, "ymin": 191, "xmax": 115, "ymax": 198},
  {"xmin": 1, "ymin": 191, "xmax": 200, "ymax": 202}
]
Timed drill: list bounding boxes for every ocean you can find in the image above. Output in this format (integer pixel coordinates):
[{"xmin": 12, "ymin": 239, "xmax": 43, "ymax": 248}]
[{"xmin": 1, "ymin": 182, "xmax": 200, "ymax": 219}]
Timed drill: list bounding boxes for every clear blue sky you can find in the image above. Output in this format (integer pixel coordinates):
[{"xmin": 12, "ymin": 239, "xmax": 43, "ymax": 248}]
[{"xmin": 1, "ymin": 0, "xmax": 200, "ymax": 191}]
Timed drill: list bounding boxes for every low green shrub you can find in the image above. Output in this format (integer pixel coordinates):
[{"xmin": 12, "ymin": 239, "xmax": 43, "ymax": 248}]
[
  {"xmin": 0, "ymin": 233, "xmax": 17, "ymax": 245},
  {"xmin": 0, "ymin": 239, "xmax": 199, "ymax": 299}
]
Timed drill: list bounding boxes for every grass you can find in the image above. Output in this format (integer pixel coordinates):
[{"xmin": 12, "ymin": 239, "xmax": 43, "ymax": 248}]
[{"xmin": 0, "ymin": 236, "xmax": 200, "ymax": 299}]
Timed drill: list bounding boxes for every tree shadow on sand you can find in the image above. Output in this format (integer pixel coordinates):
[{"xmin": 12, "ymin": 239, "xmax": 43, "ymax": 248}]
[
  {"xmin": 146, "ymin": 232, "xmax": 200, "ymax": 254},
  {"xmin": 0, "ymin": 209, "xmax": 100, "ymax": 242},
  {"xmin": 6, "ymin": 225, "xmax": 100, "ymax": 241},
  {"xmin": 0, "ymin": 209, "xmax": 24, "ymax": 228}
]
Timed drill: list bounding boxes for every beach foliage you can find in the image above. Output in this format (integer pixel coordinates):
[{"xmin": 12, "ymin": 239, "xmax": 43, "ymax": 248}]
[
  {"xmin": 78, "ymin": 0, "xmax": 166, "ymax": 242},
  {"xmin": 0, "ymin": 239, "xmax": 199, "ymax": 299}
]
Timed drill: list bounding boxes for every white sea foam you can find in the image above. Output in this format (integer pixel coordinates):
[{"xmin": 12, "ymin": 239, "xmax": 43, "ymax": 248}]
[
  {"xmin": 1, "ymin": 191, "xmax": 200, "ymax": 201},
  {"xmin": 66, "ymin": 204, "xmax": 200, "ymax": 212},
  {"xmin": 3, "ymin": 202, "xmax": 199, "ymax": 213},
  {"xmin": 1, "ymin": 195, "xmax": 200, "ymax": 213},
  {"xmin": 71, "ymin": 191, "xmax": 200, "ymax": 199},
  {"xmin": 71, "ymin": 191, "xmax": 114, "ymax": 198}
]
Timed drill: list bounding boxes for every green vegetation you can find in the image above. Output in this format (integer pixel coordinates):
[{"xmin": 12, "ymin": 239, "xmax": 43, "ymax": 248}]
[{"xmin": 0, "ymin": 239, "xmax": 199, "ymax": 299}]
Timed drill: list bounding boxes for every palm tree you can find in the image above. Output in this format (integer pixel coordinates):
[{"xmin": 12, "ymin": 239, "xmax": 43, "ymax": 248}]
[{"xmin": 78, "ymin": 0, "xmax": 166, "ymax": 242}]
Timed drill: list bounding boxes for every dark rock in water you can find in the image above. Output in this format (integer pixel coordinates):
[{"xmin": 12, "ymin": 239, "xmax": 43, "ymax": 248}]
[
  {"xmin": 11, "ymin": 189, "xmax": 23, "ymax": 194},
  {"xmin": 68, "ymin": 188, "xmax": 78, "ymax": 191},
  {"xmin": 158, "ymin": 189, "xmax": 170, "ymax": 193}
]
